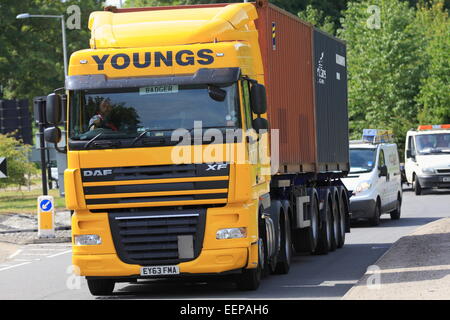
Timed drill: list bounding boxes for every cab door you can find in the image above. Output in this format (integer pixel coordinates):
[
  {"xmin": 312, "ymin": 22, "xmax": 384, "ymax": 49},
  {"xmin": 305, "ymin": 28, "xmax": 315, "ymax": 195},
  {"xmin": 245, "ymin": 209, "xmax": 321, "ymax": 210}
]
[
  {"xmin": 376, "ymin": 148, "xmax": 389, "ymax": 210},
  {"xmin": 405, "ymin": 134, "xmax": 417, "ymax": 184}
]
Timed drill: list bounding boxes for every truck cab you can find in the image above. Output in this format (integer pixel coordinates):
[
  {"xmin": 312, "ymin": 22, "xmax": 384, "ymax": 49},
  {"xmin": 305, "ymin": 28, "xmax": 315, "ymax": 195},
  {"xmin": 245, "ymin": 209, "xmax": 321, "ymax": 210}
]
[
  {"xmin": 342, "ymin": 130, "xmax": 402, "ymax": 225},
  {"xmin": 405, "ymin": 125, "xmax": 450, "ymax": 195}
]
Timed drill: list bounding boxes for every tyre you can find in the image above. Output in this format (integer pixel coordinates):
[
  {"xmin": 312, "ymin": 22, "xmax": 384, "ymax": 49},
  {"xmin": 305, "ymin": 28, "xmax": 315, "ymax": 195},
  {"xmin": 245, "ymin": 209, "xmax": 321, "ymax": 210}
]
[
  {"xmin": 390, "ymin": 196, "xmax": 402, "ymax": 220},
  {"xmin": 330, "ymin": 195, "xmax": 339, "ymax": 252},
  {"xmin": 337, "ymin": 191, "xmax": 347, "ymax": 248},
  {"xmin": 315, "ymin": 197, "xmax": 333, "ymax": 255},
  {"xmin": 237, "ymin": 238, "xmax": 263, "ymax": 291},
  {"xmin": 274, "ymin": 212, "xmax": 292, "ymax": 274},
  {"xmin": 87, "ymin": 279, "xmax": 115, "ymax": 296},
  {"xmin": 292, "ymin": 191, "xmax": 319, "ymax": 254},
  {"xmin": 413, "ymin": 175, "xmax": 422, "ymax": 195},
  {"xmin": 369, "ymin": 200, "xmax": 381, "ymax": 226}
]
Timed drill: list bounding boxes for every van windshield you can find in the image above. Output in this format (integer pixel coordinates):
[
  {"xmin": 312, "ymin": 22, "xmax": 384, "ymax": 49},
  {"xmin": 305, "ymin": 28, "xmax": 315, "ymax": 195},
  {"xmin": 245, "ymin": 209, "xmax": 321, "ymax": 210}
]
[
  {"xmin": 415, "ymin": 133, "xmax": 450, "ymax": 155},
  {"xmin": 349, "ymin": 148, "xmax": 377, "ymax": 173}
]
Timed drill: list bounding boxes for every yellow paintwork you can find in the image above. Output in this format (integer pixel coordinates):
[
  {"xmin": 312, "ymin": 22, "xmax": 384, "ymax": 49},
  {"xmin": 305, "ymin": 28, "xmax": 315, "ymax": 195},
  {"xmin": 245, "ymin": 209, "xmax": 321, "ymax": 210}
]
[{"xmin": 68, "ymin": 3, "xmax": 270, "ymax": 276}]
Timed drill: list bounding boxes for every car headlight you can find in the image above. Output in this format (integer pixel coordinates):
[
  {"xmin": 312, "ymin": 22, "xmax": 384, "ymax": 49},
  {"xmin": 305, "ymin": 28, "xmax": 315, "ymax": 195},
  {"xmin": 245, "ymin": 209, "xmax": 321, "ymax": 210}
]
[
  {"xmin": 422, "ymin": 167, "xmax": 436, "ymax": 174},
  {"xmin": 354, "ymin": 181, "xmax": 372, "ymax": 194}
]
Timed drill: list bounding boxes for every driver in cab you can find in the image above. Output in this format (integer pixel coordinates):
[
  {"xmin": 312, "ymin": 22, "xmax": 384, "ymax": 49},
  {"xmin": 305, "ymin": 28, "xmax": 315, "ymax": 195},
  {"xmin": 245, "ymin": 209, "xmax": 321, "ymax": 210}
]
[{"xmin": 89, "ymin": 99, "xmax": 118, "ymax": 131}]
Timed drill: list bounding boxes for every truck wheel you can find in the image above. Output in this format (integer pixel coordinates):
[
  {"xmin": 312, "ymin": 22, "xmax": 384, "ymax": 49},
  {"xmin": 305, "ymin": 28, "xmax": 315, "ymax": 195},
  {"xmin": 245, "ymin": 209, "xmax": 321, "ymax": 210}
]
[
  {"xmin": 337, "ymin": 192, "xmax": 347, "ymax": 248},
  {"xmin": 390, "ymin": 196, "xmax": 402, "ymax": 220},
  {"xmin": 292, "ymin": 193, "xmax": 319, "ymax": 254},
  {"xmin": 413, "ymin": 175, "xmax": 422, "ymax": 195},
  {"xmin": 330, "ymin": 196, "xmax": 339, "ymax": 252},
  {"xmin": 369, "ymin": 200, "xmax": 381, "ymax": 226},
  {"xmin": 87, "ymin": 279, "xmax": 115, "ymax": 296},
  {"xmin": 274, "ymin": 212, "xmax": 292, "ymax": 274},
  {"xmin": 315, "ymin": 198, "xmax": 332, "ymax": 255},
  {"xmin": 237, "ymin": 239, "xmax": 263, "ymax": 291}
]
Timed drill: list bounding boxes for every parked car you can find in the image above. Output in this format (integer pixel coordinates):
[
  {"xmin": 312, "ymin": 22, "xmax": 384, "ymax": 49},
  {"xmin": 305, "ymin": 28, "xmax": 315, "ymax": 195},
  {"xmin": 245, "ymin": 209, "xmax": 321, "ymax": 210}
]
[{"xmin": 342, "ymin": 130, "xmax": 403, "ymax": 226}]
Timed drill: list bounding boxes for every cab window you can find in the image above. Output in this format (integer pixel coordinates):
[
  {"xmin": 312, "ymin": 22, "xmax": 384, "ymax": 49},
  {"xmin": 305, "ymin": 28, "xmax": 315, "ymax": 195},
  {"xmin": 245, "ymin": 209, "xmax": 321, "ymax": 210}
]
[
  {"xmin": 378, "ymin": 149, "xmax": 385, "ymax": 168},
  {"xmin": 240, "ymin": 80, "xmax": 253, "ymax": 130}
]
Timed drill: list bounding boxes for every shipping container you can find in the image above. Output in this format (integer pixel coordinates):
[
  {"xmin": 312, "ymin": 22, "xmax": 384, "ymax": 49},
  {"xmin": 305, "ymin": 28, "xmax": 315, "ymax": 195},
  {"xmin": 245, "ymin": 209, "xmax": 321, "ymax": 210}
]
[{"xmin": 255, "ymin": 2, "xmax": 349, "ymax": 174}]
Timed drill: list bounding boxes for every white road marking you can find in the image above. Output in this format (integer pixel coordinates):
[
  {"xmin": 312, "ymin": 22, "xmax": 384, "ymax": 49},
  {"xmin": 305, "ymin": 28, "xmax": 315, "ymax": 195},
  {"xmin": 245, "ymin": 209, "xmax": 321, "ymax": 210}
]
[
  {"xmin": 7, "ymin": 249, "xmax": 22, "ymax": 259},
  {"xmin": 47, "ymin": 249, "xmax": 72, "ymax": 258},
  {"xmin": 282, "ymin": 280, "xmax": 358, "ymax": 288},
  {"xmin": 0, "ymin": 262, "xmax": 32, "ymax": 272}
]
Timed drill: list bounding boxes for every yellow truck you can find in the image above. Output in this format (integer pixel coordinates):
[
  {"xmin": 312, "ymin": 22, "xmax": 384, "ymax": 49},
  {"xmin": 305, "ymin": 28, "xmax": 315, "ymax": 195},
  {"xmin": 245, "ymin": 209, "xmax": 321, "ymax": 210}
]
[{"xmin": 44, "ymin": 0, "xmax": 350, "ymax": 296}]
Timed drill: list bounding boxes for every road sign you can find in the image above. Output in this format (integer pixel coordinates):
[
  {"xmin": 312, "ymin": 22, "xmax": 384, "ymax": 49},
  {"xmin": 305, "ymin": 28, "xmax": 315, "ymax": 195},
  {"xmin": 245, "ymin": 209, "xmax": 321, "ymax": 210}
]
[
  {"xmin": 0, "ymin": 157, "xmax": 6, "ymax": 178},
  {"xmin": 37, "ymin": 195, "xmax": 55, "ymax": 238}
]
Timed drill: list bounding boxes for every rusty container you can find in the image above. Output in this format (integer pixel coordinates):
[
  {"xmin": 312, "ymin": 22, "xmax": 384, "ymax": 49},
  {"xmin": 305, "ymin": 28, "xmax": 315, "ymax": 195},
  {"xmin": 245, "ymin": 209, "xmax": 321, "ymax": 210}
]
[{"xmin": 255, "ymin": 2, "xmax": 349, "ymax": 173}]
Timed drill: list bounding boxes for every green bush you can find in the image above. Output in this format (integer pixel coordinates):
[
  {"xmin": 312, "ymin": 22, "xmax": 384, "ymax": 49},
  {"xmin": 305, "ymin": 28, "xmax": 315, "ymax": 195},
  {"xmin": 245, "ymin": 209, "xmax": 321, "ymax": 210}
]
[{"xmin": 0, "ymin": 133, "xmax": 38, "ymax": 189}]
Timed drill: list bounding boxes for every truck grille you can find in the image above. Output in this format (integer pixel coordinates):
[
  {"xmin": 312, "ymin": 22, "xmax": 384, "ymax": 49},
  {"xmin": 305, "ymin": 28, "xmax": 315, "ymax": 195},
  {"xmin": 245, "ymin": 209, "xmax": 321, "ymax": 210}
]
[
  {"xmin": 437, "ymin": 169, "xmax": 450, "ymax": 174},
  {"xmin": 108, "ymin": 209, "xmax": 206, "ymax": 265},
  {"xmin": 81, "ymin": 163, "xmax": 230, "ymax": 209}
]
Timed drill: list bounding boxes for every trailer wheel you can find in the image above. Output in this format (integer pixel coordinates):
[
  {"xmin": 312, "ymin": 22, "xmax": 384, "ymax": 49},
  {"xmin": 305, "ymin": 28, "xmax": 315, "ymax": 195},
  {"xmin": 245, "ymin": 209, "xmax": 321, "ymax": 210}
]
[
  {"xmin": 315, "ymin": 197, "xmax": 332, "ymax": 255},
  {"xmin": 273, "ymin": 212, "xmax": 292, "ymax": 274},
  {"xmin": 330, "ymin": 196, "xmax": 339, "ymax": 252},
  {"xmin": 337, "ymin": 191, "xmax": 347, "ymax": 248},
  {"xmin": 87, "ymin": 279, "xmax": 115, "ymax": 296},
  {"xmin": 237, "ymin": 238, "xmax": 263, "ymax": 291},
  {"xmin": 292, "ymin": 192, "xmax": 319, "ymax": 254}
]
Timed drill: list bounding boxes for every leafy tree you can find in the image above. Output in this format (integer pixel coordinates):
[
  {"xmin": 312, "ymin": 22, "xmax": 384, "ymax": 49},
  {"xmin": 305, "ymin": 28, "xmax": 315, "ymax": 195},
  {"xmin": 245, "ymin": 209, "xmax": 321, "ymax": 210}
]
[
  {"xmin": 298, "ymin": 4, "xmax": 337, "ymax": 34},
  {"xmin": 0, "ymin": 133, "xmax": 38, "ymax": 189},
  {"xmin": 338, "ymin": 0, "xmax": 425, "ymax": 152},
  {"xmin": 0, "ymin": 0, "xmax": 103, "ymax": 106},
  {"xmin": 415, "ymin": 0, "xmax": 450, "ymax": 124}
]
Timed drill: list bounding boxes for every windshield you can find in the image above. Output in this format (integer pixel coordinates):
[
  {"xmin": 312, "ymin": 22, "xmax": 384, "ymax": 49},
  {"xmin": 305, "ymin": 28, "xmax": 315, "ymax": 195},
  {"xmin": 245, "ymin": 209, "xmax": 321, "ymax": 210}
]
[
  {"xmin": 349, "ymin": 148, "xmax": 377, "ymax": 173},
  {"xmin": 415, "ymin": 133, "xmax": 450, "ymax": 155},
  {"xmin": 69, "ymin": 83, "xmax": 241, "ymax": 145}
]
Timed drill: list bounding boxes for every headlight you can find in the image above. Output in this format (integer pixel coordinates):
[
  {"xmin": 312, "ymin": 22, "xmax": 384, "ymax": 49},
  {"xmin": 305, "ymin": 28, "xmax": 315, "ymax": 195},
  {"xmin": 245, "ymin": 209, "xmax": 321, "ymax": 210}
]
[
  {"xmin": 74, "ymin": 234, "xmax": 102, "ymax": 245},
  {"xmin": 422, "ymin": 167, "xmax": 436, "ymax": 174},
  {"xmin": 354, "ymin": 181, "xmax": 372, "ymax": 194},
  {"xmin": 216, "ymin": 227, "xmax": 247, "ymax": 240}
]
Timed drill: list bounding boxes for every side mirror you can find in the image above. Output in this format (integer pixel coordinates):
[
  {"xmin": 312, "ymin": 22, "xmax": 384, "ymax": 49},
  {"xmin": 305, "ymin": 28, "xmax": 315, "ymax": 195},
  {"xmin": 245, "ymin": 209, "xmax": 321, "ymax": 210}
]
[
  {"xmin": 252, "ymin": 117, "xmax": 269, "ymax": 134},
  {"xmin": 46, "ymin": 93, "xmax": 62, "ymax": 125},
  {"xmin": 250, "ymin": 83, "xmax": 267, "ymax": 115},
  {"xmin": 379, "ymin": 165, "xmax": 388, "ymax": 177},
  {"xmin": 44, "ymin": 126, "xmax": 62, "ymax": 144}
]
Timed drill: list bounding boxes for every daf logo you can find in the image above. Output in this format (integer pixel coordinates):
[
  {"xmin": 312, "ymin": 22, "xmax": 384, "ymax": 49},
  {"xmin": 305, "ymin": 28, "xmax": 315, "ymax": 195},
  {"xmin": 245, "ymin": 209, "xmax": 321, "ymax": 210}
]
[
  {"xmin": 206, "ymin": 164, "xmax": 228, "ymax": 171},
  {"xmin": 83, "ymin": 169, "xmax": 113, "ymax": 177}
]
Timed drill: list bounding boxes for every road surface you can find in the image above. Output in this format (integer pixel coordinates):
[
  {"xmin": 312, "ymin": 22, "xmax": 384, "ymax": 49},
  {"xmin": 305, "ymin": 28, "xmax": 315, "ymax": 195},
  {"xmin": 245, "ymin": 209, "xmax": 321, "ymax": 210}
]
[{"xmin": 0, "ymin": 187, "xmax": 449, "ymax": 300}]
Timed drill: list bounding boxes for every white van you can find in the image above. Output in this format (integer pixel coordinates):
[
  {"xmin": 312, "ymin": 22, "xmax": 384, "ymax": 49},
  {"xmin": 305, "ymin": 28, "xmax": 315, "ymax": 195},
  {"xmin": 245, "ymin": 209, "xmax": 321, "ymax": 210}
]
[
  {"xmin": 342, "ymin": 130, "xmax": 403, "ymax": 226},
  {"xmin": 404, "ymin": 125, "xmax": 450, "ymax": 195}
]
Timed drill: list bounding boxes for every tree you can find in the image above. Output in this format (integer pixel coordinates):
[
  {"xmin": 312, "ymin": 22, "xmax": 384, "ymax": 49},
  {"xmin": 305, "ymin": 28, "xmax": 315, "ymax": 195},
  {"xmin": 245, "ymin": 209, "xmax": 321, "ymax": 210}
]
[
  {"xmin": 0, "ymin": 0, "xmax": 103, "ymax": 105},
  {"xmin": 338, "ymin": 0, "xmax": 425, "ymax": 151},
  {"xmin": 0, "ymin": 133, "xmax": 38, "ymax": 189},
  {"xmin": 298, "ymin": 4, "xmax": 337, "ymax": 35},
  {"xmin": 415, "ymin": 0, "xmax": 450, "ymax": 124}
]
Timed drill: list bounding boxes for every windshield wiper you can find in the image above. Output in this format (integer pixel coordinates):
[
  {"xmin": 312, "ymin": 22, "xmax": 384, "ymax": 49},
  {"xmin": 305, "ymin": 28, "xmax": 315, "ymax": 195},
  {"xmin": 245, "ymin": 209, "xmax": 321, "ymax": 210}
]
[
  {"xmin": 84, "ymin": 132, "xmax": 104, "ymax": 149},
  {"xmin": 84, "ymin": 132, "xmax": 121, "ymax": 149},
  {"xmin": 131, "ymin": 129, "xmax": 176, "ymax": 147}
]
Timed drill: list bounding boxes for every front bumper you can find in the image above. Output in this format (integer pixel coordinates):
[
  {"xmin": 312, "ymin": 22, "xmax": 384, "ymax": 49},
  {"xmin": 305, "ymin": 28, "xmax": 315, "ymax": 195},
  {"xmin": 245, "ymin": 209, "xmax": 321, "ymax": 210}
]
[
  {"xmin": 71, "ymin": 202, "xmax": 259, "ymax": 277},
  {"xmin": 417, "ymin": 175, "xmax": 450, "ymax": 188},
  {"xmin": 349, "ymin": 196, "xmax": 377, "ymax": 219},
  {"xmin": 73, "ymin": 247, "xmax": 249, "ymax": 278}
]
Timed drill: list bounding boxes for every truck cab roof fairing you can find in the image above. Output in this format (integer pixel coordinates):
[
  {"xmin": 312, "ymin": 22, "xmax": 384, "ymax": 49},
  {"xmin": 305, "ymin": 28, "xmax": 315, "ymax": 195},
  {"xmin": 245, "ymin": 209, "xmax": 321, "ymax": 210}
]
[{"xmin": 65, "ymin": 67, "xmax": 241, "ymax": 91}]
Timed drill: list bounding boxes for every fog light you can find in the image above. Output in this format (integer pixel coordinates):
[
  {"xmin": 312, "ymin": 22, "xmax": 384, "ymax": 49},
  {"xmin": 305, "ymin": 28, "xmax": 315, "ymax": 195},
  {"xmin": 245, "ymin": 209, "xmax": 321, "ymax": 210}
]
[
  {"xmin": 216, "ymin": 227, "xmax": 247, "ymax": 240},
  {"xmin": 74, "ymin": 234, "xmax": 102, "ymax": 245}
]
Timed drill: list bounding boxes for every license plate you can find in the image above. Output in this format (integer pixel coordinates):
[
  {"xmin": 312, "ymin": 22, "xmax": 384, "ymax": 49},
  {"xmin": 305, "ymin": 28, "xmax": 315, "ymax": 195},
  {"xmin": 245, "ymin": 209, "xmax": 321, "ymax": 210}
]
[
  {"xmin": 443, "ymin": 177, "xmax": 450, "ymax": 182},
  {"xmin": 140, "ymin": 265, "xmax": 180, "ymax": 276}
]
